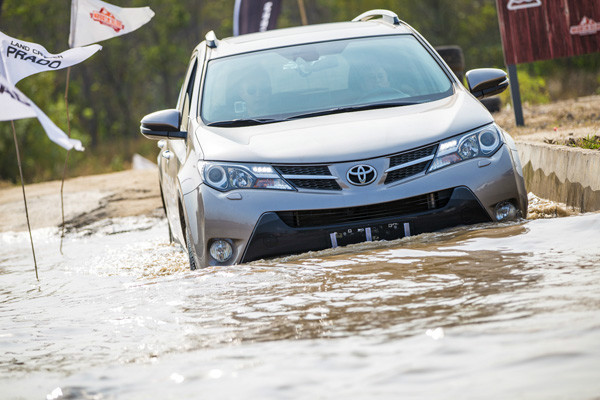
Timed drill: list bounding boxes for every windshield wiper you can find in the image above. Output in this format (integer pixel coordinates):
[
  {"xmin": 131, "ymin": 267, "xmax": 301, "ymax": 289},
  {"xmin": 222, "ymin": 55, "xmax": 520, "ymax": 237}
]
[
  {"xmin": 285, "ymin": 101, "xmax": 419, "ymax": 120},
  {"xmin": 207, "ymin": 101, "xmax": 418, "ymax": 126},
  {"xmin": 207, "ymin": 118, "xmax": 281, "ymax": 127}
]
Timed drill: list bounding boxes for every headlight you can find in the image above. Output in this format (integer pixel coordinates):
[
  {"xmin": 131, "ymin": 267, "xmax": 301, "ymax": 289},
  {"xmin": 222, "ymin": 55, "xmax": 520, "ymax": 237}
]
[
  {"xmin": 429, "ymin": 124, "xmax": 503, "ymax": 172},
  {"xmin": 199, "ymin": 162, "xmax": 294, "ymax": 192}
]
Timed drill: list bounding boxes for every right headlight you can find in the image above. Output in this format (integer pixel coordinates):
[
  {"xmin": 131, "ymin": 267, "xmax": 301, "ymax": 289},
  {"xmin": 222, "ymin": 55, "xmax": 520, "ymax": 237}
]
[
  {"xmin": 199, "ymin": 161, "xmax": 294, "ymax": 192},
  {"xmin": 429, "ymin": 124, "xmax": 503, "ymax": 172}
]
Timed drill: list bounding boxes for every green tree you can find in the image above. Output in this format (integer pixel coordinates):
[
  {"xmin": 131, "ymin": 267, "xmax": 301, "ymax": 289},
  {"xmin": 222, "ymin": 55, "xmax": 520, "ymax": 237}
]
[{"xmin": 0, "ymin": 0, "xmax": 598, "ymax": 183}]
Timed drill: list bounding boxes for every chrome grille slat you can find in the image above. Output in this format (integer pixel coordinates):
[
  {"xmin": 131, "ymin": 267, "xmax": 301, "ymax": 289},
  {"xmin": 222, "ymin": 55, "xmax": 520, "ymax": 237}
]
[
  {"xmin": 274, "ymin": 165, "xmax": 331, "ymax": 176},
  {"xmin": 385, "ymin": 154, "xmax": 434, "ymax": 173},
  {"xmin": 288, "ymin": 178, "xmax": 342, "ymax": 191},
  {"xmin": 385, "ymin": 144, "xmax": 438, "ymax": 184},
  {"xmin": 384, "ymin": 161, "xmax": 431, "ymax": 184},
  {"xmin": 388, "ymin": 144, "xmax": 438, "ymax": 168},
  {"xmin": 274, "ymin": 165, "xmax": 340, "ymax": 191},
  {"xmin": 282, "ymin": 174, "xmax": 338, "ymax": 180}
]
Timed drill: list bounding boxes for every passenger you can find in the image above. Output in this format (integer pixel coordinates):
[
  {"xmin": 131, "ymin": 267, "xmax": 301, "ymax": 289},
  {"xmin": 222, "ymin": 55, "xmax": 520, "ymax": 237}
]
[{"xmin": 234, "ymin": 67, "xmax": 271, "ymax": 118}]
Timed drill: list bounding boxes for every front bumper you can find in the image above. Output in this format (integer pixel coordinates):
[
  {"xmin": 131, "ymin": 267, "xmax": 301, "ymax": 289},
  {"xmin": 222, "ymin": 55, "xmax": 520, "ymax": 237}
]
[
  {"xmin": 184, "ymin": 144, "xmax": 527, "ymax": 267},
  {"xmin": 241, "ymin": 186, "xmax": 490, "ymax": 263}
]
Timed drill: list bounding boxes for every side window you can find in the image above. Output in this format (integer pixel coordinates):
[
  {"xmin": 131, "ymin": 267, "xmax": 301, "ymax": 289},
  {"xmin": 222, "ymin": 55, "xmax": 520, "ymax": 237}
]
[
  {"xmin": 180, "ymin": 60, "xmax": 198, "ymax": 131},
  {"xmin": 176, "ymin": 55, "xmax": 198, "ymax": 132}
]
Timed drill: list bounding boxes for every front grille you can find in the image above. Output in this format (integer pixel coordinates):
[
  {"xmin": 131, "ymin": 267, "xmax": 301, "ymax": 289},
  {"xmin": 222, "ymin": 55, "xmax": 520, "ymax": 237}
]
[
  {"xmin": 384, "ymin": 144, "xmax": 437, "ymax": 184},
  {"xmin": 288, "ymin": 178, "xmax": 341, "ymax": 191},
  {"xmin": 274, "ymin": 165, "xmax": 331, "ymax": 176},
  {"xmin": 274, "ymin": 164, "xmax": 340, "ymax": 191},
  {"xmin": 276, "ymin": 189, "xmax": 453, "ymax": 228},
  {"xmin": 385, "ymin": 161, "xmax": 431, "ymax": 184},
  {"xmin": 388, "ymin": 144, "xmax": 437, "ymax": 168}
]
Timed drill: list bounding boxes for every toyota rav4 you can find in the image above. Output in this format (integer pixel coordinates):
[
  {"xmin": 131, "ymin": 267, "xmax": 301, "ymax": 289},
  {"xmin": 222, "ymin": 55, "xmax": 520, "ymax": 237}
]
[{"xmin": 141, "ymin": 9, "xmax": 528, "ymax": 269}]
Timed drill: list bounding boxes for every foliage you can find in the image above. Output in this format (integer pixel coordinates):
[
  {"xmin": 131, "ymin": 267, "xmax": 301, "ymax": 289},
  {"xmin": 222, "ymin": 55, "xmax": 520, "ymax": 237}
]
[
  {"xmin": 0, "ymin": 0, "xmax": 598, "ymax": 183},
  {"xmin": 500, "ymin": 68, "xmax": 551, "ymax": 106},
  {"xmin": 567, "ymin": 135, "xmax": 600, "ymax": 150},
  {"xmin": 547, "ymin": 135, "xmax": 600, "ymax": 151}
]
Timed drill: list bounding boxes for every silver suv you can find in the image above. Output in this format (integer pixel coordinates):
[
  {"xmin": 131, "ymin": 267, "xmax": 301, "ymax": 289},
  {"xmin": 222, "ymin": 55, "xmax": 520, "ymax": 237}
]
[{"xmin": 141, "ymin": 10, "xmax": 527, "ymax": 269}]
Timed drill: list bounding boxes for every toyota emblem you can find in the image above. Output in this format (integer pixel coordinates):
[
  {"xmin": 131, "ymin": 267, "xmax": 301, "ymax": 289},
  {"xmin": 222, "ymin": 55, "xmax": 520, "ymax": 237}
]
[{"xmin": 347, "ymin": 164, "xmax": 377, "ymax": 186}]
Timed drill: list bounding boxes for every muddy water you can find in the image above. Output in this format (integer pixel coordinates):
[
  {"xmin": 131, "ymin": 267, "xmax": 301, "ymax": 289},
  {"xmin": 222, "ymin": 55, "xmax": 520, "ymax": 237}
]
[{"xmin": 2, "ymin": 203, "xmax": 600, "ymax": 399}]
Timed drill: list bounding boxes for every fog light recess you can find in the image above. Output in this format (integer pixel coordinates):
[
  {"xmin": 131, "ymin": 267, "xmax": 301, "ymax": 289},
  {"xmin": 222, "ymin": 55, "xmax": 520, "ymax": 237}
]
[
  {"xmin": 495, "ymin": 201, "xmax": 518, "ymax": 222},
  {"xmin": 210, "ymin": 239, "xmax": 233, "ymax": 262}
]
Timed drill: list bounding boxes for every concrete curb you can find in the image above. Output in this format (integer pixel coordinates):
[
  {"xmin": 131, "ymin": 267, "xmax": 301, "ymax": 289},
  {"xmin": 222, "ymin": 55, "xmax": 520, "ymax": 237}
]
[{"xmin": 516, "ymin": 141, "xmax": 600, "ymax": 212}]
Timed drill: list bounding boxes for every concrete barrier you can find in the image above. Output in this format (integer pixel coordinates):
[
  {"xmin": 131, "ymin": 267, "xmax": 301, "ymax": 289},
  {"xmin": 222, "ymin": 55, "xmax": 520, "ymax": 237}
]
[{"xmin": 516, "ymin": 141, "xmax": 600, "ymax": 212}]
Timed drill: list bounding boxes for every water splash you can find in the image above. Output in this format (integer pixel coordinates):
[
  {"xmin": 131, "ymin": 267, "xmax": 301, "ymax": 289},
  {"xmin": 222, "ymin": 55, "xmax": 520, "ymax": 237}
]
[{"xmin": 527, "ymin": 192, "xmax": 576, "ymax": 219}]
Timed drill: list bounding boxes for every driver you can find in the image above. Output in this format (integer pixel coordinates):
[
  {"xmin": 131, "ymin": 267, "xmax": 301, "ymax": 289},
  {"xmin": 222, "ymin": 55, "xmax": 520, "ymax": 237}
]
[
  {"xmin": 360, "ymin": 65, "xmax": 391, "ymax": 91},
  {"xmin": 235, "ymin": 66, "xmax": 271, "ymax": 118},
  {"xmin": 353, "ymin": 63, "xmax": 408, "ymax": 100}
]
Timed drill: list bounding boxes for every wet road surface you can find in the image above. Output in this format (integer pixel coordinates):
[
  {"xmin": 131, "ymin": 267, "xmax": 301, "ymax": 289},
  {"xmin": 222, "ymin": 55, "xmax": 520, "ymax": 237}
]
[{"xmin": 1, "ymin": 202, "xmax": 600, "ymax": 399}]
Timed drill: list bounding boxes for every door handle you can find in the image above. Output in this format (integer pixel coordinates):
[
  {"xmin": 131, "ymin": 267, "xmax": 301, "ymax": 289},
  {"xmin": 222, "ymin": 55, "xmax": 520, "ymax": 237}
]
[{"xmin": 161, "ymin": 150, "xmax": 173, "ymax": 160}]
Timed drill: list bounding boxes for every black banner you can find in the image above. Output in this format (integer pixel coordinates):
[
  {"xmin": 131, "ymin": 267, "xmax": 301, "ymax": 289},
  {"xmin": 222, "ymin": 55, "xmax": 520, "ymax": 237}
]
[{"xmin": 233, "ymin": 0, "xmax": 283, "ymax": 36}]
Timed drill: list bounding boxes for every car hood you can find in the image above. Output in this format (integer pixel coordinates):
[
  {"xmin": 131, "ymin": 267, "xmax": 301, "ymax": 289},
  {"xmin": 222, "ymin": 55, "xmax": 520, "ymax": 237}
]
[{"xmin": 195, "ymin": 89, "xmax": 493, "ymax": 164}]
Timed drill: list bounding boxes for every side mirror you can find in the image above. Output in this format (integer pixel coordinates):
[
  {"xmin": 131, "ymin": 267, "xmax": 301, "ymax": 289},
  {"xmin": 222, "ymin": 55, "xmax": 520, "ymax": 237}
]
[
  {"xmin": 140, "ymin": 109, "xmax": 187, "ymax": 140},
  {"xmin": 465, "ymin": 68, "xmax": 509, "ymax": 99}
]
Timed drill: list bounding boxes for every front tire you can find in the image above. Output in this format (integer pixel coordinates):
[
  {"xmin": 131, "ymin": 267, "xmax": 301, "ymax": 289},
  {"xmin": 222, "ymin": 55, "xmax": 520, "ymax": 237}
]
[
  {"xmin": 159, "ymin": 186, "xmax": 174, "ymax": 244},
  {"xmin": 185, "ymin": 226, "xmax": 198, "ymax": 271}
]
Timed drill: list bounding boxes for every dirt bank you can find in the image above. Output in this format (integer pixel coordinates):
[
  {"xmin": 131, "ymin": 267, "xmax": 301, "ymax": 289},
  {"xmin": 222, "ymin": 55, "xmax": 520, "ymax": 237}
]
[
  {"xmin": 1, "ymin": 96, "xmax": 598, "ymax": 233},
  {"xmin": 494, "ymin": 94, "xmax": 600, "ymax": 143},
  {"xmin": 0, "ymin": 169, "xmax": 162, "ymax": 233}
]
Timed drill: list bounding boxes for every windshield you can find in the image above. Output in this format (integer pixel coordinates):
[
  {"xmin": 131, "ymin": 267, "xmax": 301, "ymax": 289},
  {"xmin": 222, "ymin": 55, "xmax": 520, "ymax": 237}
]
[{"xmin": 201, "ymin": 35, "xmax": 453, "ymax": 125}]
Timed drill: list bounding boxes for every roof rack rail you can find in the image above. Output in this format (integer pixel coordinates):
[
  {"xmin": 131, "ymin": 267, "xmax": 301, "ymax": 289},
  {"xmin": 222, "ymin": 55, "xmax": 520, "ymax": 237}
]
[
  {"xmin": 205, "ymin": 31, "xmax": 218, "ymax": 48},
  {"xmin": 352, "ymin": 9, "xmax": 400, "ymax": 26}
]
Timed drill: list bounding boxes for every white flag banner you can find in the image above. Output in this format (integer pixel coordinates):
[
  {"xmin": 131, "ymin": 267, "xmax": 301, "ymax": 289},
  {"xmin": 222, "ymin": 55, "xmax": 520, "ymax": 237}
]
[
  {"xmin": 0, "ymin": 31, "xmax": 101, "ymax": 85},
  {"xmin": 69, "ymin": 0, "xmax": 155, "ymax": 48},
  {"xmin": 0, "ymin": 74, "xmax": 84, "ymax": 151}
]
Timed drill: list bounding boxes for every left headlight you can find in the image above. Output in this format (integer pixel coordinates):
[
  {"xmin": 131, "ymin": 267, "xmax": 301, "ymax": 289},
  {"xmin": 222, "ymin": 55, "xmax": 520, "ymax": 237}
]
[
  {"xmin": 199, "ymin": 162, "xmax": 294, "ymax": 192},
  {"xmin": 429, "ymin": 124, "xmax": 503, "ymax": 172}
]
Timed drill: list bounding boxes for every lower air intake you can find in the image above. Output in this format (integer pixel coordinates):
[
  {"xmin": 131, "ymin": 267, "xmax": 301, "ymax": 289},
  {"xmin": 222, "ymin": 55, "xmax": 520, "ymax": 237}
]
[{"xmin": 276, "ymin": 188, "xmax": 454, "ymax": 228}]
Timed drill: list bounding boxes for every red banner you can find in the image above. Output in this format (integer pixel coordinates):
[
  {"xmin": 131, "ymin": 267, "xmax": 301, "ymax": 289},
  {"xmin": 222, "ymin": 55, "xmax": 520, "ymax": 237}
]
[{"xmin": 496, "ymin": 0, "xmax": 600, "ymax": 64}]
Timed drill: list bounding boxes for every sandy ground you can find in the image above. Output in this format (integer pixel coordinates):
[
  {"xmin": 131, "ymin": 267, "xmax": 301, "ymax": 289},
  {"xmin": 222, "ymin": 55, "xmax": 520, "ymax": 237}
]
[
  {"xmin": 494, "ymin": 94, "xmax": 600, "ymax": 143},
  {"xmin": 0, "ymin": 169, "xmax": 162, "ymax": 233},
  {"xmin": 1, "ymin": 95, "xmax": 598, "ymax": 233}
]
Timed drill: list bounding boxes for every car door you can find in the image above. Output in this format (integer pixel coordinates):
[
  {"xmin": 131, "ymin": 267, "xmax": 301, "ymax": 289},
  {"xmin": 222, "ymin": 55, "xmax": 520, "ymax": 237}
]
[{"xmin": 161, "ymin": 53, "xmax": 199, "ymax": 242}]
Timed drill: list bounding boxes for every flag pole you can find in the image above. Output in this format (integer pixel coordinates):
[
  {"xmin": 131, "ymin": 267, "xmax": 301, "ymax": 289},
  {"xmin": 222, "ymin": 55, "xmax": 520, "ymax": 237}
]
[
  {"xmin": 297, "ymin": 0, "xmax": 308, "ymax": 25},
  {"xmin": 59, "ymin": 66, "xmax": 72, "ymax": 254},
  {"xmin": 11, "ymin": 120, "xmax": 39, "ymax": 281},
  {"xmin": 2, "ymin": 47, "xmax": 39, "ymax": 280}
]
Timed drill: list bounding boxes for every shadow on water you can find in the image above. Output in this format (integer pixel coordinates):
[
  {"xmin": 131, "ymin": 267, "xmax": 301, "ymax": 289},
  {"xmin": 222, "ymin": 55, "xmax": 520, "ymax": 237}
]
[{"xmin": 170, "ymin": 222, "xmax": 538, "ymax": 347}]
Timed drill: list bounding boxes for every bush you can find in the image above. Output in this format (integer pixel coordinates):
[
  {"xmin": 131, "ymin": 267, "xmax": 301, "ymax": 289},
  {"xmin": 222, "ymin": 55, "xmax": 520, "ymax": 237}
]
[{"xmin": 500, "ymin": 69, "xmax": 550, "ymax": 106}]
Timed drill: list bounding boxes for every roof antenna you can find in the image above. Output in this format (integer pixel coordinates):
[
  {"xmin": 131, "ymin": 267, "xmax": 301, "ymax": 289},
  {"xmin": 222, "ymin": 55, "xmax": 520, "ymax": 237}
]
[{"xmin": 206, "ymin": 31, "xmax": 218, "ymax": 48}]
